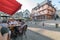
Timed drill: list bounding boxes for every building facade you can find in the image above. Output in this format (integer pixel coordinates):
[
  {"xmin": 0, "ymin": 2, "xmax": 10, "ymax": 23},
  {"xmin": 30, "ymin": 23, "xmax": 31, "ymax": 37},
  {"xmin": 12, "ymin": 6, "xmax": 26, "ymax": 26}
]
[
  {"xmin": 23, "ymin": 9, "xmax": 30, "ymax": 18},
  {"xmin": 31, "ymin": 0, "xmax": 56, "ymax": 20},
  {"xmin": 12, "ymin": 11, "xmax": 23, "ymax": 18},
  {"xmin": 0, "ymin": 11, "xmax": 10, "ymax": 20}
]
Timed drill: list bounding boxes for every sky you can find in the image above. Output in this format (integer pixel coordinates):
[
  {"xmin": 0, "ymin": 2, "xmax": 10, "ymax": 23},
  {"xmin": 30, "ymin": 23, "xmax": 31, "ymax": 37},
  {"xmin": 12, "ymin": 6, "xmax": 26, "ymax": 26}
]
[{"xmin": 16, "ymin": 0, "xmax": 60, "ymax": 12}]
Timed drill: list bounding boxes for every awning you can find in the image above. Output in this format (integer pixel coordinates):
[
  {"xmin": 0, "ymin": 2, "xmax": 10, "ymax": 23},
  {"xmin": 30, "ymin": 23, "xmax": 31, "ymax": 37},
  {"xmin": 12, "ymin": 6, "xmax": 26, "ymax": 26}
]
[{"xmin": 0, "ymin": 0, "xmax": 22, "ymax": 15}]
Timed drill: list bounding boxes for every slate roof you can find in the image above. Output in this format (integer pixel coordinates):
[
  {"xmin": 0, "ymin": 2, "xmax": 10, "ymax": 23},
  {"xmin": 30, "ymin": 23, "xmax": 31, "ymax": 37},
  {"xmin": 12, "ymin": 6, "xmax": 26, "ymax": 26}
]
[{"xmin": 32, "ymin": 0, "xmax": 56, "ymax": 10}]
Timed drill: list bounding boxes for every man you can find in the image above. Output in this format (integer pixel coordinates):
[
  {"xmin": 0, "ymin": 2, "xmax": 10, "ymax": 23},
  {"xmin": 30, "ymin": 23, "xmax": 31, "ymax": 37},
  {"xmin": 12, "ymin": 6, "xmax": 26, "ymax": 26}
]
[{"xmin": 0, "ymin": 20, "xmax": 9, "ymax": 40}]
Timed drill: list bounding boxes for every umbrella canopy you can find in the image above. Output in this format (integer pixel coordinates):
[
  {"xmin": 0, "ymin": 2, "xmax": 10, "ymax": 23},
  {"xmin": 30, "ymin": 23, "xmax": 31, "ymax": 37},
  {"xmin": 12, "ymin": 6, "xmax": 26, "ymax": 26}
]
[{"xmin": 0, "ymin": 0, "xmax": 22, "ymax": 15}]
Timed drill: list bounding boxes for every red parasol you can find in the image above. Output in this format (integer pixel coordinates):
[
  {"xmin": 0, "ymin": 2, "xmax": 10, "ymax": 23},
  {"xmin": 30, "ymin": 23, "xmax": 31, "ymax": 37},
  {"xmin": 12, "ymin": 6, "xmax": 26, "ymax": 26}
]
[{"xmin": 0, "ymin": 0, "xmax": 22, "ymax": 15}]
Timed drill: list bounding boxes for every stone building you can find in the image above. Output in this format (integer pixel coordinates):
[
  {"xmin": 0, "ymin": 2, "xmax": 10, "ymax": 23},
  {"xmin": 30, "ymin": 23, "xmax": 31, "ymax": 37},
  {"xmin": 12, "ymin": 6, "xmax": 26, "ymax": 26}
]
[
  {"xmin": 31, "ymin": 0, "xmax": 56, "ymax": 20},
  {"xmin": 23, "ymin": 9, "xmax": 30, "ymax": 18}
]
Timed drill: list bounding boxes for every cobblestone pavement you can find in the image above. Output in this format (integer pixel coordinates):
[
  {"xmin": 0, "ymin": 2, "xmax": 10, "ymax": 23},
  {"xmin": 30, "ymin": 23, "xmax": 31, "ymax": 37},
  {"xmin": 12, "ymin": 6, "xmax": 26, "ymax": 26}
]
[
  {"xmin": 13, "ymin": 20, "xmax": 60, "ymax": 40},
  {"xmin": 12, "ymin": 29, "xmax": 53, "ymax": 40}
]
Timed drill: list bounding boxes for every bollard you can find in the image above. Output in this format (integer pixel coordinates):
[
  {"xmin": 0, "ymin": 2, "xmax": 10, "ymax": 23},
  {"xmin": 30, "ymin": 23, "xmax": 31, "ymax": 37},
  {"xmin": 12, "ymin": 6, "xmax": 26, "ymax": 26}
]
[{"xmin": 56, "ymin": 23, "xmax": 58, "ymax": 28}]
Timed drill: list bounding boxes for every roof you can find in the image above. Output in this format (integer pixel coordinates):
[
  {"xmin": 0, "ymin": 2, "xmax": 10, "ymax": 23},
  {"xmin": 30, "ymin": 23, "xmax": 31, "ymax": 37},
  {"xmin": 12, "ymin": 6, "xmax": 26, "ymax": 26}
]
[{"xmin": 32, "ymin": 0, "xmax": 56, "ymax": 10}]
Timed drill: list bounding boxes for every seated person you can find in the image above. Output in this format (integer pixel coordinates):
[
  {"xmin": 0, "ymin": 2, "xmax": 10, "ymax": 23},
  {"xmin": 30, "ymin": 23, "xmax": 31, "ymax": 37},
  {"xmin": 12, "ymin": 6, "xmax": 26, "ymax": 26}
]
[
  {"xmin": 0, "ymin": 26, "xmax": 9, "ymax": 40},
  {"xmin": 0, "ymin": 20, "xmax": 9, "ymax": 35},
  {"xmin": 8, "ymin": 18, "xmax": 18, "ymax": 30}
]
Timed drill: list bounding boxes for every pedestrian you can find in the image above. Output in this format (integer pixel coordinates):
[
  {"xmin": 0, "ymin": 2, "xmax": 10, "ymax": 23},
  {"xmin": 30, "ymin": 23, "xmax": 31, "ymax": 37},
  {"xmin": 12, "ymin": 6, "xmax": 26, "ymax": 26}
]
[
  {"xmin": 0, "ymin": 20, "xmax": 10, "ymax": 40},
  {"xmin": 42, "ymin": 22, "xmax": 44, "ymax": 27},
  {"xmin": 8, "ymin": 18, "xmax": 18, "ymax": 27},
  {"xmin": 8, "ymin": 18, "xmax": 18, "ymax": 38},
  {"xmin": 56, "ymin": 23, "xmax": 58, "ymax": 28}
]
